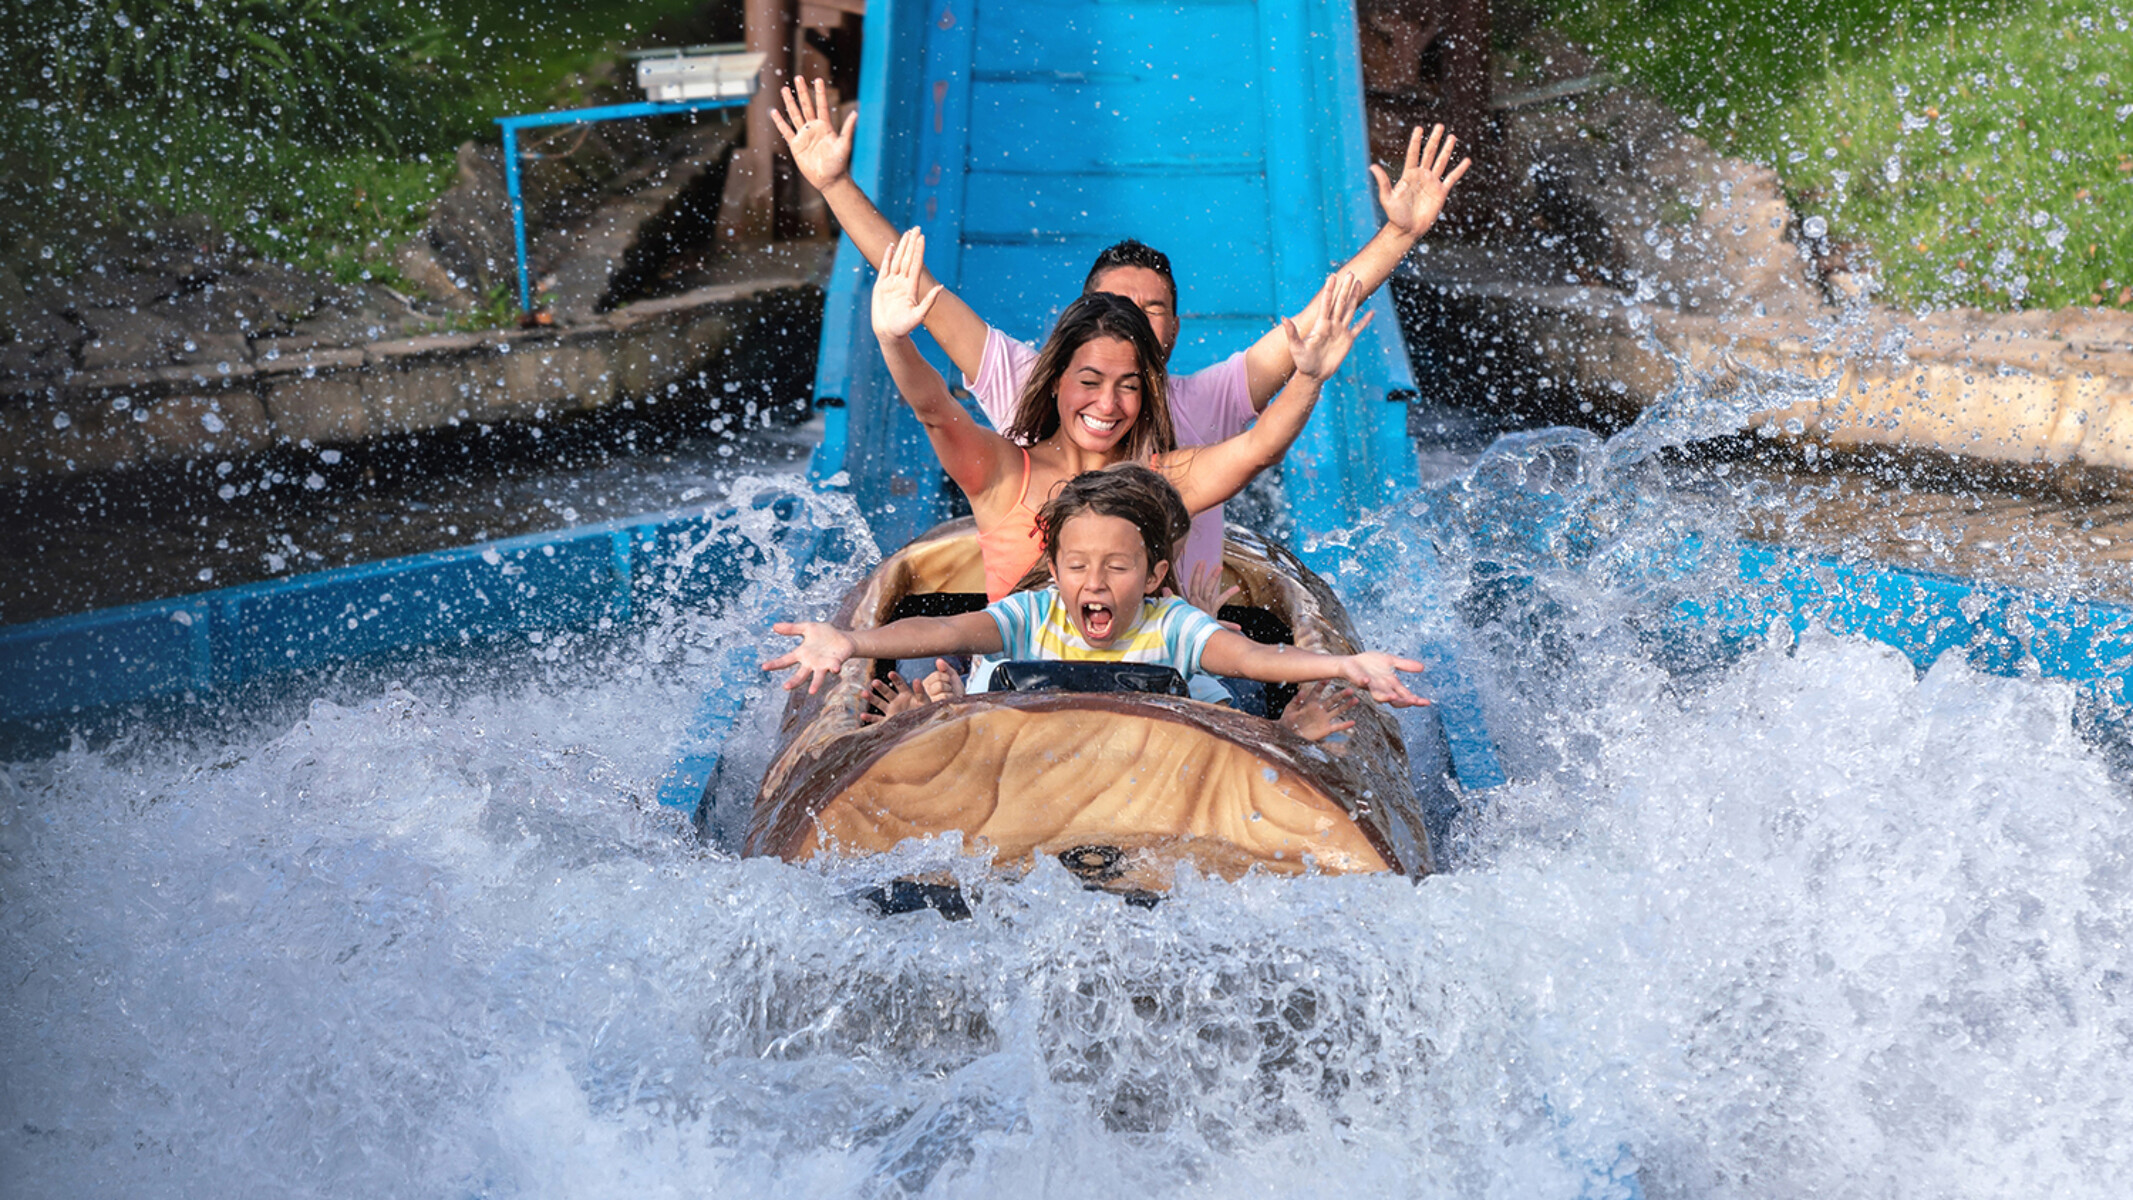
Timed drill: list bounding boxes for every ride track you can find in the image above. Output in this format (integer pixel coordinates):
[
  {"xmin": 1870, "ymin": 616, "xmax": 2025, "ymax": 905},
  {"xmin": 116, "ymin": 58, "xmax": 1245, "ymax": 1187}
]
[{"xmin": 8, "ymin": 0, "xmax": 2133, "ymax": 824}]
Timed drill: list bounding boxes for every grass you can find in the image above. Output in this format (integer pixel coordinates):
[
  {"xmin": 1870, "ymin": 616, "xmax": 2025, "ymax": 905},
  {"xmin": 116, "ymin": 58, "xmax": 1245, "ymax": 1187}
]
[
  {"xmin": 1543, "ymin": 0, "xmax": 2133, "ymax": 311},
  {"xmin": 3, "ymin": 0, "xmax": 722, "ymax": 302}
]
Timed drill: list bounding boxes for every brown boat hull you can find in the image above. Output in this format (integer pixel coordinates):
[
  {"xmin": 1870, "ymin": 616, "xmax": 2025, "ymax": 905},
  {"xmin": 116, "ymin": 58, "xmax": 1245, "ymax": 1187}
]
[{"xmin": 747, "ymin": 519, "xmax": 1434, "ymax": 888}]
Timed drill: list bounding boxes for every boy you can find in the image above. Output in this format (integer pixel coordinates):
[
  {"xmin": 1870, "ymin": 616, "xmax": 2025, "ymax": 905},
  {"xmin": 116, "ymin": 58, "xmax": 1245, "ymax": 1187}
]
[{"xmin": 764, "ymin": 465, "xmax": 1429, "ymax": 713}]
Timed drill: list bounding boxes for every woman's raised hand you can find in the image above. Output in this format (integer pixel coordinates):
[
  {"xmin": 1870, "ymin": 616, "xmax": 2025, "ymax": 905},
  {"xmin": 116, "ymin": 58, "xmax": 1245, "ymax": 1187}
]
[
  {"xmin": 770, "ymin": 78, "xmax": 858, "ymax": 191},
  {"xmin": 871, "ymin": 228, "xmax": 945, "ymax": 341},
  {"xmin": 1372, "ymin": 124, "xmax": 1471, "ymax": 239},
  {"xmin": 763, "ymin": 621, "xmax": 857, "ymax": 694},
  {"xmin": 1282, "ymin": 272, "xmax": 1372, "ymax": 382}
]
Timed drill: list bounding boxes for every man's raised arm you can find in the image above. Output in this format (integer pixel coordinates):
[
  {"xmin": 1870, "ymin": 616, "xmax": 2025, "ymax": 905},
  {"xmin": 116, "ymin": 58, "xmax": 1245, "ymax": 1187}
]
[
  {"xmin": 773, "ymin": 79, "xmax": 991, "ymax": 378},
  {"xmin": 1239, "ymin": 124, "xmax": 1471, "ymax": 410}
]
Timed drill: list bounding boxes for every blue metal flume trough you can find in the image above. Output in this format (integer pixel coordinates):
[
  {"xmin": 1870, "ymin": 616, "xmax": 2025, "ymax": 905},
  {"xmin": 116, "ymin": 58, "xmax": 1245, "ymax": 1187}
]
[
  {"xmin": 0, "ymin": 494, "xmax": 854, "ymax": 785},
  {"xmin": 808, "ymin": 0, "xmax": 1419, "ymax": 550}
]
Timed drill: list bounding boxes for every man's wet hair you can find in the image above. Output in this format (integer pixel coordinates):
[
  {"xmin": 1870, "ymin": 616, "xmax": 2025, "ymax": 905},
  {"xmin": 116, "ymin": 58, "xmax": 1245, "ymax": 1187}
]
[{"xmin": 1083, "ymin": 239, "xmax": 1177, "ymax": 309}]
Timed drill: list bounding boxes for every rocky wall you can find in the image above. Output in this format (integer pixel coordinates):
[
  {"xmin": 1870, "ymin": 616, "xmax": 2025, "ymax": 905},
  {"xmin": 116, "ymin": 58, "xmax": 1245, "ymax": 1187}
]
[
  {"xmin": 1394, "ymin": 43, "xmax": 2133, "ymax": 481},
  {"xmin": 0, "ymin": 279, "xmax": 820, "ymax": 481}
]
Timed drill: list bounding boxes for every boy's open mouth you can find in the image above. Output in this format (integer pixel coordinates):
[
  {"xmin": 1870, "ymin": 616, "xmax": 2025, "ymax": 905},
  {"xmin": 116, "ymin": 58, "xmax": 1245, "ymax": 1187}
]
[{"xmin": 1080, "ymin": 602, "xmax": 1116, "ymax": 640}]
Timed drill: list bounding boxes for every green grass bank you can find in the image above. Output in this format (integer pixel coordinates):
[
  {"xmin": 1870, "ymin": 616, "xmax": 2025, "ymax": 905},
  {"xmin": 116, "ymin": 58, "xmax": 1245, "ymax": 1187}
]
[{"xmin": 1543, "ymin": 0, "xmax": 2132, "ymax": 311}]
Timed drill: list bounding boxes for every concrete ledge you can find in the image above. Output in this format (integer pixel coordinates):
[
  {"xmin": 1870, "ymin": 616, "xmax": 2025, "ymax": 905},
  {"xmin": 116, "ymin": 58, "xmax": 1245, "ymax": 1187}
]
[
  {"xmin": 1398, "ymin": 259, "xmax": 2133, "ymax": 477},
  {"xmin": 0, "ymin": 277, "xmax": 818, "ymax": 480}
]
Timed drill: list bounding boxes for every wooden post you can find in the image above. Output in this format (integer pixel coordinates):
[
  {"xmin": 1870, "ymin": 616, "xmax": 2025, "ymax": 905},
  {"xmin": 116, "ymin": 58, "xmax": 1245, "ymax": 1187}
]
[{"xmin": 720, "ymin": 0, "xmax": 796, "ymax": 242}]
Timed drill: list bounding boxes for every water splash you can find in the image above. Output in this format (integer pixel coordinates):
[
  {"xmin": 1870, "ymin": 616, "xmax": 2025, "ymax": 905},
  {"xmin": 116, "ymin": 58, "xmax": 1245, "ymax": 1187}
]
[{"xmin": 4, "ymin": 439, "xmax": 2130, "ymax": 1197}]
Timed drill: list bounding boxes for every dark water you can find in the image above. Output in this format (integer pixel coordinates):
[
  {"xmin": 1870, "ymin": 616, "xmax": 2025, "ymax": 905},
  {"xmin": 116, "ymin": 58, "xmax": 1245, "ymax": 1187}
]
[{"xmin": 1, "ymin": 381, "xmax": 816, "ymax": 627}]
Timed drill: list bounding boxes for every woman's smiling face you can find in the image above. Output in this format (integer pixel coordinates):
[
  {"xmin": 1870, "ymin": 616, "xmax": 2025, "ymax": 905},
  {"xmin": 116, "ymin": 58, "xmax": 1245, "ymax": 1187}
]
[
  {"xmin": 1051, "ymin": 511, "xmax": 1167, "ymax": 646},
  {"xmin": 1054, "ymin": 336, "xmax": 1144, "ymax": 454}
]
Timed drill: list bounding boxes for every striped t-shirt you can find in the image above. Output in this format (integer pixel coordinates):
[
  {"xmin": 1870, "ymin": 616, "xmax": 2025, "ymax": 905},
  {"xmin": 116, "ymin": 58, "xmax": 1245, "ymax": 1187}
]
[{"xmin": 984, "ymin": 588, "xmax": 1224, "ymax": 687}]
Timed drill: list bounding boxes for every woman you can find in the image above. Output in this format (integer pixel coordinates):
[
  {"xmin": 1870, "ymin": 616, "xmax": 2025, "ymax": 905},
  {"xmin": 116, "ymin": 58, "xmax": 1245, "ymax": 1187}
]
[{"xmin": 872, "ymin": 228, "xmax": 1368, "ymax": 599}]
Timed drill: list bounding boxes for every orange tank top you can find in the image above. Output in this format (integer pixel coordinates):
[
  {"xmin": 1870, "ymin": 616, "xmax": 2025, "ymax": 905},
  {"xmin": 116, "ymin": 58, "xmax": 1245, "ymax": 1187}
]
[{"xmin": 977, "ymin": 448, "xmax": 1043, "ymax": 601}]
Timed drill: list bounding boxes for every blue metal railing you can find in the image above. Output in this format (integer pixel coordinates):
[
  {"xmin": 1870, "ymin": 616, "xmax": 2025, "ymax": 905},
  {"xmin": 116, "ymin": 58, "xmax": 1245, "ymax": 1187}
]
[{"xmin": 495, "ymin": 97, "xmax": 750, "ymax": 312}]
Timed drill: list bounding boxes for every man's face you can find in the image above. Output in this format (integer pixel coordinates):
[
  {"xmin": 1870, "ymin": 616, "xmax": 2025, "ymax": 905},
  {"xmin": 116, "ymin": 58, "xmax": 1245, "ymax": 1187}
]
[{"xmin": 1088, "ymin": 265, "xmax": 1179, "ymax": 366}]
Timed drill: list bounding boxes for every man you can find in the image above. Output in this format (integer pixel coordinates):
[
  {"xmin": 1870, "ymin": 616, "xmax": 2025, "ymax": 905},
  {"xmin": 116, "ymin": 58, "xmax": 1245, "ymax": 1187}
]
[{"xmin": 774, "ymin": 78, "xmax": 1468, "ymax": 587}]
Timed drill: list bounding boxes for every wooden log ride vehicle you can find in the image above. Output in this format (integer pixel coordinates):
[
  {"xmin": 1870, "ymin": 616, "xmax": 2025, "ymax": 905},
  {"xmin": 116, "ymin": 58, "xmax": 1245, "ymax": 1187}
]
[{"xmin": 746, "ymin": 519, "xmax": 1437, "ymax": 898}]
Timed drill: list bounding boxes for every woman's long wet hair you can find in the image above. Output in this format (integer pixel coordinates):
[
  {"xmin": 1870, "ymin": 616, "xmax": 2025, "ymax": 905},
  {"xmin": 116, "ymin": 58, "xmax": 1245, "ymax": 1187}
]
[
  {"xmin": 1003, "ymin": 292, "xmax": 1175, "ymax": 462},
  {"xmin": 1011, "ymin": 462, "xmax": 1190, "ymax": 594}
]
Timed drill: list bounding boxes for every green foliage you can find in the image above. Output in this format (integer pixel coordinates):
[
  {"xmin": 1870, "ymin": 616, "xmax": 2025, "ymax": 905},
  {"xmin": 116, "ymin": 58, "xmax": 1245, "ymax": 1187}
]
[
  {"xmin": 2, "ymin": 0, "xmax": 710, "ymax": 304},
  {"xmin": 10, "ymin": 0, "xmax": 468, "ymax": 154},
  {"xmin": 1548, "ymin": 0, "xmax": 2133, "ymax": 310}
]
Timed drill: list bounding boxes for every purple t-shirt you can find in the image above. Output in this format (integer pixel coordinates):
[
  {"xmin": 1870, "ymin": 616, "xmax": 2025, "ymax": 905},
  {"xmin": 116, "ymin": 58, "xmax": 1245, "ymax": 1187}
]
[{"xmin": 964, "ymin": 325, "xmax": 1255, "ymax": 590}]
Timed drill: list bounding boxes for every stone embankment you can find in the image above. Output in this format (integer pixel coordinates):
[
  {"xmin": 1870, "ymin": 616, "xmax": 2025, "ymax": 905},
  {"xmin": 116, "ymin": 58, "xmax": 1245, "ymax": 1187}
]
[
  {"xmin": 0, "ymin": 114, "xmax": 786, "ymax": 482},
  {"xmin": 0, "ymin": 278, "xmax": 818, "ymax": 480},
  {"xmin": 1396, "ymin": 40, "xmax": 2133, "ymax": 478}
]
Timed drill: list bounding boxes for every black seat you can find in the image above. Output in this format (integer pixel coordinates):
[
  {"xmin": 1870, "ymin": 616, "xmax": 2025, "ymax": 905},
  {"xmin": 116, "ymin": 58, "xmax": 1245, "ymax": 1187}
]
[{"xmin": 983, "ymin": 660, "xmax": 1189, "ymax": 696}]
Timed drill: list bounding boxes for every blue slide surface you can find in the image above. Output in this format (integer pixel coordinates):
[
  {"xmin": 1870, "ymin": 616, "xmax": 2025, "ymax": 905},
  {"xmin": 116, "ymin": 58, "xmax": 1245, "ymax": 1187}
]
[{"xmin": 806, "ymin": 0, "xmax": 1418, "ymax": 548}]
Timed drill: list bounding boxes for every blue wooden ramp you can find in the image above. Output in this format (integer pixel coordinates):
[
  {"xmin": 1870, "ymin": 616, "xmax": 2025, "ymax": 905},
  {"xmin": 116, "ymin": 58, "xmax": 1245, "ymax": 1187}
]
[{"xmin": 808, "ymin": 0, "xmax": 1418, "ymax": 549}]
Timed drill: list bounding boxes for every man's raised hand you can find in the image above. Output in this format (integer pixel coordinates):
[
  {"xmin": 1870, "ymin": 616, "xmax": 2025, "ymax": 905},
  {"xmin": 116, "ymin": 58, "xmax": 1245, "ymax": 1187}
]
[{"xmin": 1372, "ymin": 124, "xmax": 1471, "ymax": 240}]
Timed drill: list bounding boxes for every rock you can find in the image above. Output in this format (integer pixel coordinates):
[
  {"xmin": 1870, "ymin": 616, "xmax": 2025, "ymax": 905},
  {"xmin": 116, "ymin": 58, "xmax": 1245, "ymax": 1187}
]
[
  {"xmin": 135, "ymin": 392, "xmax": 271, "ymax": 459},
  {"xmin": 541, "ymin": 121, "xmax": 741, "ymax": 321},
  {"xmin": 393, "ymin": 238, "xmax": 478, "ymax": 312},
  {"xmin": 261, "ymin": 373, "xmax": 371, "ymax": 445},
  {"xmin": 226, "ymin": 258, "xmax": 329, "ymax": 324},
  {"xmin": 0, "ymin": 342, "xmax": 72, "ymax": 379},
  {"xmin": 60, "ymin": 265, "xmax": 184, "ymax": 313},
  {"xmin": 288, "ymin": 285, "xmax": 422, "ymax": 345},
  {"xmin": 4, "ymin": 311, "xmax": 83, "ymax": 357},
  {"xmin": 112, "ymin": 214, "xmax": 230, "ymax": 281},
  {"xmin": 1506, "ymin": 85, "xmax": 1824, "ymax": 320},
  {"xmin": 77, "ymin": 308, "xmax": 194, "ymax": 371},
  {"xmin": 427, "ymin": 141, "xmax": 518, "ymax": 299}
]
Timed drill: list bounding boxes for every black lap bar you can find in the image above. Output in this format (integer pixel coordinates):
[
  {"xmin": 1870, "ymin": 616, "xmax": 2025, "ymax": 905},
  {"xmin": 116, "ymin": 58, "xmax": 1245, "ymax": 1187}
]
[{"xmin": 984, "ymin": 660, "xmax": 1189, "ymax": 696}]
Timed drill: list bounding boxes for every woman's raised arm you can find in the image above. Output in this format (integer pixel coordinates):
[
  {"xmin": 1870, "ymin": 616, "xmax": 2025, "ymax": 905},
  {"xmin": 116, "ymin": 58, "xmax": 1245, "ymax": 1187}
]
[
  {"xmin": 1158, "ymin": 272, "xmax": 1370, "ymax": 515},
  {"xmin": 872, "ymin": 229, "xmax": 1020, "ymax": 510}
]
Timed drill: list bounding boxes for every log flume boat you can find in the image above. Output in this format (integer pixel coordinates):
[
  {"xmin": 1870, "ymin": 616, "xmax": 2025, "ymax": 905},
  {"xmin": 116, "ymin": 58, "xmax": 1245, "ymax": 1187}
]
[{"xmin": 747, "ymin": 519, "xmax": 1436, "ymax": 902}]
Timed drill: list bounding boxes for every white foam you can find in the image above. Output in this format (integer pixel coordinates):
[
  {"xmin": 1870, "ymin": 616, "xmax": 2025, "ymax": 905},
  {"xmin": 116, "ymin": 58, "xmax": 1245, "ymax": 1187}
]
[{"xmin": 4, "ymin": 463, "xmax": 2129, "ymax": 1197}]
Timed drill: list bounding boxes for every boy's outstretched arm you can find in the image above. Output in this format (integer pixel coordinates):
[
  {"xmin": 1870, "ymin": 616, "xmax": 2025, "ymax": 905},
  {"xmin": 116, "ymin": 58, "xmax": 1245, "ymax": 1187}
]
[
  {"xmin": 1239, "ymin": 124, "xmax": 1470, "ymax": 409},
  {"xmin": 764, "ymin": 613, "xmax": 1004, "ymax": 694},
  {"xmin": 1198, "ymin": 631, "xmax": 1431, "ymax": 708},
  {"xmin": 773, "ymin": 79, "xmax": 991, "ymax": 378}
]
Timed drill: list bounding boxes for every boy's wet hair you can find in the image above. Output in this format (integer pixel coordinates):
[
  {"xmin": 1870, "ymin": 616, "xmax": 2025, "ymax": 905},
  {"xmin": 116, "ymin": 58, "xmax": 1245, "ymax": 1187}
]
[
  {"xmin": 1004, "ymin": 293, "xmax": 1176, "ymax": 460},
  {"xmin": 1013, "ymin": 463, "xmax": 1190, "ymax": 595},
  {"xmin": 1083, "ymin": 239, "xmax": 1177, "ymax": 309}
]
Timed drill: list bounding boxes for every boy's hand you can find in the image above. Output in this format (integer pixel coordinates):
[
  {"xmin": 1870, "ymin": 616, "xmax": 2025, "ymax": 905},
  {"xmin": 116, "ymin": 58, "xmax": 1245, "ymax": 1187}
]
[
  {"xmin": 1283, "ymin": 271, "xmax": 1372, "ymax": 382},
  {"xmin": 871, "ymin": 228, "xmax": 945, "ymax": 341},
  {"xmin": 1371, "ymin": 124, "xmax": 1471, "ymax": 240},
  {"xmin": 763, "ymin": 621, "xmax": 857, "ymax": 694},
  {"xmin": 770, "ymin": 78, "xmax": 857, "ymax": 191},
  {"xmin": 1336, "ymin": 651, "xmax": 1430, "ymax": 707}
]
